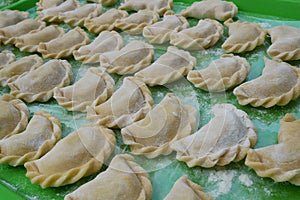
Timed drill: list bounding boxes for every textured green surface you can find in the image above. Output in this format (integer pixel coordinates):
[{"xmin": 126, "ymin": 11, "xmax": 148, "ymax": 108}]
[{"xmin": 0, "ymin": 0, "xmax": 300, "ymax": 200}]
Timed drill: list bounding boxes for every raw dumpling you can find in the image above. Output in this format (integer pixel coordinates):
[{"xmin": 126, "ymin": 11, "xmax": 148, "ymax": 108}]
[
  {"xmin": 8, "ymin": 59, "xmax": 73, "ymax": 103},
  {"xmin": 171, "ymin": 104, "xmax": 257, "ymax": 168},
  {"xmin": 164, "ymin": 175, "xmax": 213, "ymax": 200},
  {"xmin": 121, "ymin": 93, "xmax": 198, "ymax": 159},
  {"xmin": 84, "ymin": 8, "xmax": 128, "ymax": 34},
  {"xmin": 37, "ymin": 0, "xmax": 66, "ymax": 11},
  {"xmin": 73, "ymin": 30, "xmax": 123, "ymax": 64},
  {"xmin": 0, "ymin": 50, "xmax": 15, "ymax": 67},
  {"xmin": 15, "ymin": 25, "xmax": 65, "ymax": 53},
  {"xmin": 87, "ymin": 76, "xmax": 153, "ymax": 128},
  {"xmin": 119, "ymin": 0, "xmax": 173, "ymax": 16},
  {"xmin": 222, "ymin": 19, "xmax": 266, "ymax": 53},
  {"xmin": 0, "ymin": 54, "xmax": 43, "ymax": 87},
  {"xmin": 114, "ymin": 10, "xmax": 160, "ymax": 35},
  {"xmin": 59, "ymin": 3, "xmax": 102, "ymax": 27},
  {"xmin": 187, "ymin": 54, "xmax": 250, "ymax": 92},
  {"xmin": 0, "ymin": 19, "xmax": 45, "ymax": 45},
  {"xmin": 143, "ymin": 14, "xmax": 189, "ymax": 44},
  {"xmin": 0, "ymin": 111, "xmax": 61, "ymax": 166},
  {"xmin": 38, "ymin": 27, "xmax": 90, "ymax": 59},
  {"xmin": 64, "ymin": 154, "xmax": 152, "ymax": 200},
  {"xmin": 135, "ymin": 46, "xmax": 196, "ymax": 86},
  {"xmin": 267, "ymin": 26, "xmax": 300, "ymax": 61},
  {"xmin": 0, "ymin": 94, "xmax": 29, "ymax": 140},
  {"xmin": 25, "ymin": 124, "xmax": 116, "ymax": 188},
  {"xmin": 181, "ymin": 0, "xmax": 238, "ymax": 21},
  {"xmin": 0, "ymin": 10, "xmax": 29, "ymax": 28},
  {"xmin": 100, "ymin": 40, "xmax": 154, "ymax": 75},
  {"xmin": 245, "ymin": 114, "xmax": 300, "ymax": 186},
  {"xmin": 170, "ymin": 19, "xmax": 223, "ymax": 50},
  {"xmin": 54, "ymin": 67, "xmax": 115, "ymax": 112},
  {"xmin": 233, "ymin": 58, "xmax": 300, "ymax": 108}
]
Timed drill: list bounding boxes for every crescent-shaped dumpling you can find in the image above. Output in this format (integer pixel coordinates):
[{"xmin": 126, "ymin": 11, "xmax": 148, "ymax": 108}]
[
  {"xmin": 0, "ymin": 10, "xmax": 29, "ymax": 28},
  {"xmin": 0, "ymin": 50, "xmax": 15, "ymax": 67},
  {"xmin": 37, "ymin": 0, "xmax": 65, "ymax": 11}
]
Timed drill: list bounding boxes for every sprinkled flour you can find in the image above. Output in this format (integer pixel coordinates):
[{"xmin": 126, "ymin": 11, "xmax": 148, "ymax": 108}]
[
  {"xmin": 238, "ymin": 174, "xmax": 253, "ymax": 187},
  {"xmin": 208, "ymin": 170, "xmax": 237, "ymax": 198}
]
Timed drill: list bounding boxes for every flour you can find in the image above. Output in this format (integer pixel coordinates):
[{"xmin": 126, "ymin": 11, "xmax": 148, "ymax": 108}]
[
  {"xmin": 208, "ymin": 170, "xmax": 237, "ymax": 198},
  {"xmin": 238, "ymin": 174, "xmax": 253, "ymax": 187}
]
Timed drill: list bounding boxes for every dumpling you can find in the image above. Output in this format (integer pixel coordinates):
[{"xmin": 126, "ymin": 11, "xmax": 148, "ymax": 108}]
[
  {"xmin": 59, "ymin": 3, "xmax": 102, "ymax": 27},
  {"xmin": 84, "ymin": 8, "xmax": 128, "ymax": 34},
  {"xmin": 0, "ymin": 111, "xmax": 61, "ymax": 166},
  {"xmin": 0, "ymin": 50, "xmax": 15, "ymax": 67},
  {"xmin": 119, "ymin": 0, "xmax": 173, "ymax": 16},
  {"xmin": 0, "ymin": 94, "xmax": 29, "ymax": 140},
  {"xmin": 187, "ymin": 54, "xmax": 250, "ymax": 92},
  {"xmin": 73, "ymin": 30, "xmax": 123, "ymax": 64},
  {"xmin": 135, "ymin": 46, "xmax": 196, "ymax": 86},
  {"xmin": 171, "ymin": 104, "xmax": 257, "ymax": 168},
  {"xmin": 97, "ymin": 0, "xmax": 118, "ymax": 7},
  {"xmin": 143, "ymin": 14, "xmax": 189, "ymax": 44},
  {"xmin": 114, "ymin": 10, "xmax": 160, "ymax": 35},
  {"xmin": 37, "ymin": 0, "xmax": 65, "ymax": 11},
  {"xmin": 38, "ymin": 27, "xmax": 90, "ymax": 59},
  {"xmin": 0, "ymin": 19, "xmax": 45, "ymax": 45},
  {"xmin": 0, "ymin": 54, "xmax": 43, "ymax": 87},
  {"xmin": 87, "ymin": 76, "xmax": 153, "ymax": 128},
  {"xmin": 24, "ymin": 124, "xmax": 116, "ymax": 188},
  {"xmin": 64, "ymin": 154, "xmax": 152, "ymax": 200},
  {"xmin": 100, "ymin": 40, "xmax": 154, "ymax": 75},
  {"xmin": 164, "ymin": 175, "xmax": 213, "ymax": 200},
  {"xmin": 222, "ymin": 19, "xmax": 266, "ymax": 53},
  {"xmin": 170, "ymin": 19, "xmax": 223, "ymax": 50},
  {"xmin": 54, "ymin": 67, "xmax": 115, "ymax": 112},
  {"xmin": 8, "ymin": 59, "xmax": 73, "ymax": 103},
  {"xmin": 245, "ymin": 114, "xmax": 300, "ymax": 186},
  {"xmin": 0, "ymin": 10, "xmax": 29, "ymax": 28},
  {"xmin": 15, "ymin": 25, "xmax": 65, "ymax": 53},
  {"xmin": 181, "ymin": 0, "xmax": 238, "ymax": 21},
  {"xmin": 233, "ymin": 57, "xmax": 300, "ymax": 108},
  {"xmin": 121, "ymin": 93, "xmax": 198, "ymax": 159},
  {"xmin": 267, "ymin": 26, "xmax": 300, "ymax": 61}
]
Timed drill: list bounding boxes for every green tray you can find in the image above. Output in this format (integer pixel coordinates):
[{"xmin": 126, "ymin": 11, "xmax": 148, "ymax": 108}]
[{"xmin": 0, "ymin": 0, "xmax": 300, "ymax": 200}]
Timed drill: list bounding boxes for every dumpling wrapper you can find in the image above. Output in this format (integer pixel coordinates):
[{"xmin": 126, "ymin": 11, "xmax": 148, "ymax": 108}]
[
  {"xmin": 8, "ymin": 59, "xmax": 73, "ymax": 103},
  {"xmin": 0, "ymin": 10, "xmax": 29, "ymax": 28},
  {"xmin": 87, "ymin": 76, "xmax": 153, "ymax": 128},
  {"xmin": 88, "ymin": 0, "xmax": 118, "ymax": 7},
  {"xmin": 233, "ymin": 57, "xmax": 300, "ymax": 108},
  {"xmin": 143, "ymin": 14, "xmax": 189, "ymax": 44},
  {"xmin": 114, "ymin": 10, "xmax": 160, "ymax": 35},
  {"xmin": 170, "ymin": 19, "xmax": 223, "ymax": 50},
  {"xmin": 38, "ymin": 27, "xmax": 90, "ymax": 59},
  {"xmin": 0, "ymin": 111, "xmax": 61, "ymax": 166},
  {"xmin": 0, "ymin": 50, "xmax": 15, "ymax": 67},
  {"xmin": 25, "ymin": 124, "xmax": 116, "ymax": 188},
  {"xmin": 187, "ymin": 54, "xmax": 250, "ymax": 92},
  {"xmin": 73, "ymin": 30, "xmax": 123, "ymax": 64},
  {"xmin": 121, "ymin": 93, "xmax": 198, "ymax": 159},
  {"xmin": 36, "ymin": 0, "xmax": 65, "ymax": 11},
  {"xmin": 267, "ymin": 26, "xmax": 300, "ymax": 61},
  {"xmin": 59, "ymin": 3, "xmax": 102, "ymax": 27},
  {"xmin": 135, "ymin": 46, "xmax": 196, "ymax": 86},
  {"xmin": 181, "ymin": 0, "xmax": 238, "ymax": 21},
  {"xmin": 246, "ymin": 114, "xmax": 300, "ymax": 186},
  {"xmin": 84, "ymin": 8, "xmax": 128, "ymax": 34},
  {"xmin": 0, "ymin": 94, "xmax": 29, "ymax": 140},
  {"xmin": 171, "ymin": 103, "xmax": 257, "ymax": 168},
  {"xmin": 164, "ymin": 175, "xmax": 213, "ymax": 200},
  {"xmin": 100, "ymin": 40, "xmax": 154, "ymax": 75},
  {"xmin": 0, "ymin": 54, "xmax": 43, "ymax": 87},
  {"xmin": 54, "ymin": 67, "xmax": 115, "ymax": 112},
  {"xmin": 15, "ymin": 25, "xmax": 65, "ymax": 53},
  {"xmin": 222, "ymin": 19, "xmax": 266, "ymax": 53},
  {"xmin": 119, "ymin": 0, "xmax": 173, "ymax": 16}
]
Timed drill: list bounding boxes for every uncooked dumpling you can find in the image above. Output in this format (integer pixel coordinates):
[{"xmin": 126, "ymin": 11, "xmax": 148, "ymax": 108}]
[
  {"xmin": 135, "ymin": 46, "xmax": 196, "ymax": 86},
  {"xmin": 121, "ymin": 93, "xmax": 198, "ymax": 159},
  {"xmin": 37, "ymin": 0, "xmax": 65, "ymax": 11},
  {"xmin": 0, "ymin": 50, "xmax": 15, "ymax": 67},
  {"xmin": 0, "ymin": 10, "xmax": 29, "ymax": 28},
  {"xmin": 233, "ymin": 57, "xmax": 300, "ymax": 108},
  {"xmin": 0, "ymin": 111, "xmax": 61, "ymax": 166},
  {"xmin": 64, "ymin": 154, "xmax": 152, "ymax": 200},
  {"xmin": 187, "ymin": 54, "xmax": 250, "ymax": 92},
  {"xmin": 171, "ymin": 104, "xmax": 257, "ymax": 168},
  {"xmin": 88, "ymin": 0, "xmax": 118, "ymax": 7},
  {"xmin": 25, "ymin": 124, "xmax": 115, "ymax": 188},
  {"xmin": 245, "ymin": 114, "xmax": 300, "ymax": 186},
  {"xmin": 87, "ymin": 76, "xmax": 153, "ymax": 128}
]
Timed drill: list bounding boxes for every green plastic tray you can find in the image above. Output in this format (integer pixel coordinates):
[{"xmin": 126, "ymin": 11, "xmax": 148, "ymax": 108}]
[{"xmin": 0, "ymin": 0, "xmax": 300, "ymax": 200}]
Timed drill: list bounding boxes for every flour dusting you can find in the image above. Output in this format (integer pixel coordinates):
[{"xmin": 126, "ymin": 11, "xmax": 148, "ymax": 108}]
[
  {"xmin": 208, "ymin": 170, "xmax": 237, "ymax": 198},
  {"xmin": 238, "ymin": 174, "xmax": 253, "ymax": 187}
]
